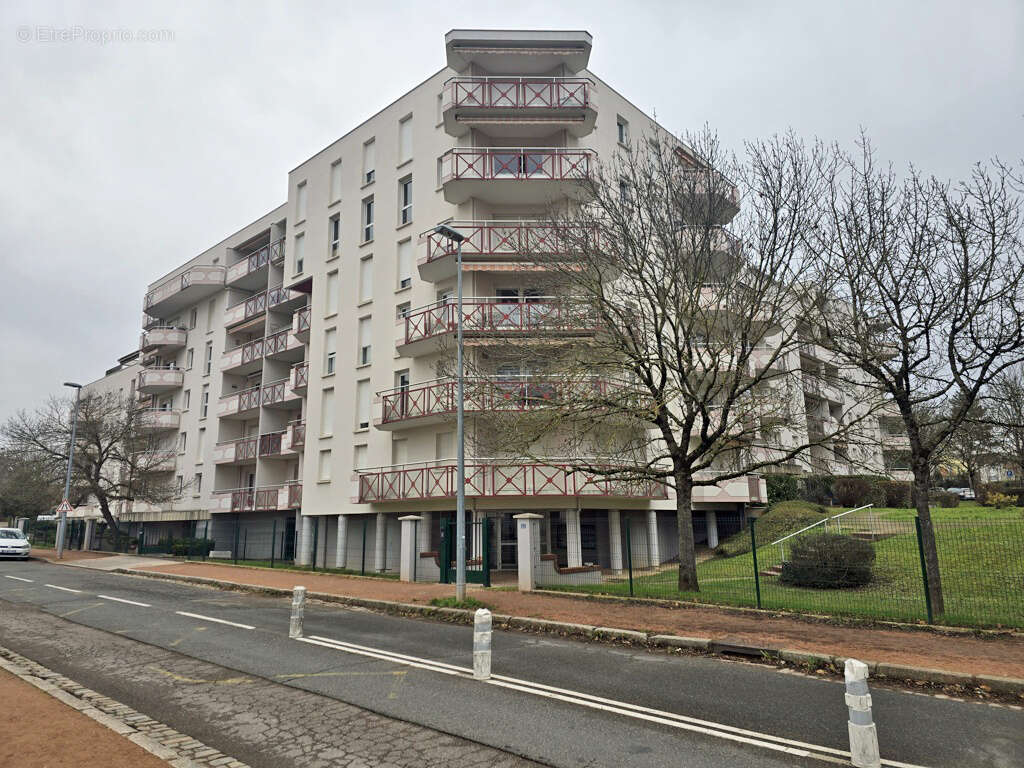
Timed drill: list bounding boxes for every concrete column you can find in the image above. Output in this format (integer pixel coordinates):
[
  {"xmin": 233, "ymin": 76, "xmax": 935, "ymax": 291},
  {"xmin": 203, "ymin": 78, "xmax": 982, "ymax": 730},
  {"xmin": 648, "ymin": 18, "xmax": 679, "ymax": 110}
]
[
  {"xmin": 334, "ymin": 514, "xmax": 348, "ymax": 569},
  {"xmin": 398, "ymin": 515, "xmax": 423, "ymax": 582},
  {"xmin": 607, "ymin": 509, "xmax": 623, "ymax": 573},
  {"xmin": 418, "ymin": 511, "xmax": 432, "ymax": 553},
  {"xmin": 706, "ymin": 510, "xmax": 719, "ymax": 549},
  {"xmin": 646, "ymin": 509, "xmax": 661, "ymax": 567},
  {"xmin": 564, "ymin": 508, "xmax": 582, "ymax": 568},
  {"xmin": 374, "ymin": 511, "xmax": 387, "ymax": 572},
  {"xmin": 296, "ymin": 515, "xmax": 314, "ymax": 566},
  {"xmin": 83, "ymin": 519, "xmax": 95, "ymax": 550},
  {"xmin": 514, "ymin": 513, "xmax": 543, "ymax": 591}
]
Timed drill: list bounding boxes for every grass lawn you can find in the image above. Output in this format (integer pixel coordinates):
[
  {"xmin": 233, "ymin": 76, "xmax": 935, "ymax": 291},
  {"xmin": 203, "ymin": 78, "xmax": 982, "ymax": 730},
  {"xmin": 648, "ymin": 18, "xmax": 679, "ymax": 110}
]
[
  {"xmin": 185, "ymin": 557, "xmax": 400, "ymax": 579},
  {"xmin": 545, "ymin": 504, "xmax": 1024, "ymax": 628}
]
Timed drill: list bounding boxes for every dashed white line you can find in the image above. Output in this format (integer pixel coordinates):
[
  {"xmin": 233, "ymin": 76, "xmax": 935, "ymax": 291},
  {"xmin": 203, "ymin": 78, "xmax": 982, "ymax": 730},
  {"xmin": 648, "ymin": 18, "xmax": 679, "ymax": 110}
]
[
  {"xmin": 174, "ymin": 611, "xmax": 254, "ymax": 630},
  {"xmin": 98, "ymin": 594, "xmax": 151, "ymax": 608},
  {"xmin": 3, "ymin": 575, "xmax": 33, "ymax": 583},
  {"xmin": 45, "ymin": 584, "xmax": 82, "ymax": 593}
]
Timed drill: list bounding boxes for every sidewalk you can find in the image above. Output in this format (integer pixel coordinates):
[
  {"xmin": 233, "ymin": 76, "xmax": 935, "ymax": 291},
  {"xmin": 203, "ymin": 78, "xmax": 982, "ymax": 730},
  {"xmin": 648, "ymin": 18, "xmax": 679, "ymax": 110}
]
[{"xmin": 88, "ymin": 558, "xmax": 1024, "ymax": 682}]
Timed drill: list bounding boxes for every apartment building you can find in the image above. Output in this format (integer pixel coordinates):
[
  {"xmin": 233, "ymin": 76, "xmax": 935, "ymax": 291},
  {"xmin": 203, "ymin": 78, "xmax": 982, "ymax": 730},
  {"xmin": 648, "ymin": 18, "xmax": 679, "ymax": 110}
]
[{"xmin": 84, "ymin": 29, "xmax": 900, "ymax": 574}]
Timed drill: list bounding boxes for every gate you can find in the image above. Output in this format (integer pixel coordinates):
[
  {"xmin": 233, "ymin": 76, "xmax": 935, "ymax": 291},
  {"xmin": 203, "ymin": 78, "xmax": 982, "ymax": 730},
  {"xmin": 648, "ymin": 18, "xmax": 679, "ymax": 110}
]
[{"xmin": 439, "ymin": 517, "xmax": 492, "ymax": 587}]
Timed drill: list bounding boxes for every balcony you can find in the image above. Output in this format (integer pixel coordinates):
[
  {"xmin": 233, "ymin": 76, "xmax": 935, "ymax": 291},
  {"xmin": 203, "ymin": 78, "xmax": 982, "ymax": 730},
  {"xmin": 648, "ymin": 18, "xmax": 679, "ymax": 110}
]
[
  {"xmin": 137, "ymin": 408, "xmax": 181, "ymax": 432},
  {"xmin": 221, "ymin": 336, "xmax": 266, "ymax": 375},
  {"xmin": 293, "ymin": 307, "xmax": 310, "ymax": 343},
  {"xmin": 445, "ymin": 30, "xmax": 592, "ymax": 75},
  {"xmin": 211, "ymin": 483, "xmax": 301, "ymax": 513},
  {"xmin": 212, "ymin": 436, "xmax": 258, "ymax": 465},
  {"xmin": 802, "ymin": 375, "xmax": 844, "ymax": 403},
  {"xmin": 260, "ymin": 377, "xmax": 302, "ymax": 410},
  {"xmin": 224, "ymin": 290, "xmax": 267, "ymax": 328},
  {"xmin": 419, "ymin": 220, "xmax": 597, "ymax": 282},
  {"xmin": 286, "ymin": 420, "xmax": 305, "ymax": 452},
  {"xmin": 357, "ymin": 459, "xmax": 667, "ymax": 503},
  {"xmin": 691, "ymin": 473, "xmax": 767, "ymax": 505},
  {"xmin": 144, "ymin": 265, "xmax": 226, "ymax": 318},
  {"xmin": 264, "ymin": 327, "xmax": 304, "ymax": 363},
  {"xmin": 439, "ymin": 147, "xmax": 596, "ymax": 205},
  {"xmin": 375, "ymin": 376, "xmax": 613, "ymax": 430},
  {"xmin": 137, "ymin": 366, "xmax": 184, "ymax": 394},
  {"xmin": 217, "ymin": 384, "xmax": 261, "ymax": 420},
  {"xmin": 139, "ymin": 326, "xmax": 187, "ymax": 353},
  {"xmin": 677, "ymin": 168, "xmax": 741, "ymax": 225},
  {"xmin": 291, "ymin": 362, "xmax": 308, "ymax": 394},
  {"xmin": 268, "ymin": 283, "xmax": 306, "ymax": 313},
  {"xmin": 226, "ymin": 239, "xmax": 283, "ymax": 289},
  {"xmin": 441, "ymin": 76, "xmax": 596, "ymax": 138},
  {"xmin": 133, "ymin": 450, "xmax": 177, "ymax": 473},
  {"xmin": 396, "ymin": 296, "xmax": 595, "ymax": 357}
]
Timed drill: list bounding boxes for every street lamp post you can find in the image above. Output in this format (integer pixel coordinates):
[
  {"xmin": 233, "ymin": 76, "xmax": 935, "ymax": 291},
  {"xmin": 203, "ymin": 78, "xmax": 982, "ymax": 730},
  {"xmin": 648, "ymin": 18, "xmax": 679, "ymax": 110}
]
[
  {"xmin": 430, "ymin": 225, "xmax": 468, "ymax": 601},
  {"xmin": 57, "ymin": 381, "xmax": 83, "ymax": 559}
]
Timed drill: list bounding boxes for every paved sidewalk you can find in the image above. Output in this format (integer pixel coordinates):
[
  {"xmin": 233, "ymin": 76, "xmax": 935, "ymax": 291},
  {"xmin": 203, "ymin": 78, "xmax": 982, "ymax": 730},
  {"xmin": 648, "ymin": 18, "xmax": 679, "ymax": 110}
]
[{"xmin": 87, "ymin": 558, "xmax": 1024, "ymax": 682}]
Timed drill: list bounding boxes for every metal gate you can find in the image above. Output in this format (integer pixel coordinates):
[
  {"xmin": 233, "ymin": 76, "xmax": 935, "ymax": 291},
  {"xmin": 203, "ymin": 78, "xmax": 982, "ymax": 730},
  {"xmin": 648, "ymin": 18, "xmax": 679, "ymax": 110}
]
[{"xmin": 439, "ymin": 517, "xmax": 492, "ymax": 587}]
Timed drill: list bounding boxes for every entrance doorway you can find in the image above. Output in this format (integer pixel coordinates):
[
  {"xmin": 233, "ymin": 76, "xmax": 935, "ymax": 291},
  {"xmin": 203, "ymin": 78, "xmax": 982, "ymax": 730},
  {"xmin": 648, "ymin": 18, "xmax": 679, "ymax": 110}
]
[{"xmin": 499, "ymin": 512, "xmax": 518, "ymax": 569}]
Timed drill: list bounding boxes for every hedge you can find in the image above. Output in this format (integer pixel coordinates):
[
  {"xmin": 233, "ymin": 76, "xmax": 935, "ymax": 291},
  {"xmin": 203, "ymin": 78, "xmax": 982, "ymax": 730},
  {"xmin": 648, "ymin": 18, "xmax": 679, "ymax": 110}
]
[{"xmin": 779, "ymin": 532, "xmax": 875, "ymax": 589}]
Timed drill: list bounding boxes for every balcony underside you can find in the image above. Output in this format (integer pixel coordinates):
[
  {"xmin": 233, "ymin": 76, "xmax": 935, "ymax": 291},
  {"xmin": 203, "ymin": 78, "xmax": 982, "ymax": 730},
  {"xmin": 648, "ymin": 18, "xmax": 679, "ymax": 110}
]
[
  {"xmin": 418, "ymin": 254, "xmax": 558, "ymax": 282},
  {"xmin": 444, "ymin": 110, "xmax": 596, "ymax": 138},
  {"xmin": 445, "ymin": 30, "xmax": 592, "ymax": 73},
  {"xmin": 140, "ymin": 328, "xmax": 187, "ymax": 353},
  {"xmin": 442, "ymin": 177, "xmax": 593, "ymax": 206},
  {"xmin": 220, "ymin": 355, "xmax": 263, "ymax": 376},
  {"xmin": 226, "ymin": 264, "xmax": 268, "ymax": 291},
  {"xmin": 146, "ymin": 278, "xmax": 224, "ymax": 318}
]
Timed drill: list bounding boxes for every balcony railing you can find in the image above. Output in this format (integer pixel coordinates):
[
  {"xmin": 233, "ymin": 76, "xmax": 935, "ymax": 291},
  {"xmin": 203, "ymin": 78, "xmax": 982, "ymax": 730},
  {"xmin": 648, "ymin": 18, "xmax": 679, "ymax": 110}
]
[
  {"xmin": 258, "ymin": 430, "xmax": 284, "ymax": 457},
  {"xmin": 137, "ymin": 408, "xmax": 181, "ymax": 431},
  {"xmin": 294, "ymin": 306, "xmax": 311, "ymax": 337},
  {"xmin": 214, "ymin": 436, "xmax": 258, "ymax": 464},
  {"xmin": 139, "ymin": 326, "xmax": 187, "ymax": 352},
  {"xmin": 291, "ymin": 362, "xmax": 309, "ymax": 392},
  {"xmin": 217, "ymin": 384, "xmax": 261, "ymax": 418},
  {"xmin": 212, "ymin": 484, "xmax": 299, "ymax": 512},
  {"xmin": 444, "ymin": 76, "xmax": 592, "ymax": 110},
  {"xmin": 225, "ymin": 290, "xmax": 268, "ymax": 326},
  {"xmin": 440, "ymin": 147, "xmax": 595, "ymax": 184},
  {"xmin": 288, "ymin": 420, "xmax": 305, "ymax": 448},
  {"xmin": 137, "ymin": 366, "xmax": 185, "ymax": 392},
  {"xmin": 399, "ymin": 296, "xmax": 594, "ymax": 347},
  {"xmin": 144, "ymin": 265, "xmax": 225, "ymax": 312},
  {"xmin": 423, "ymin": 220, "xmax": 598, "ymax": 265},
  {"xmin": 261, "ymin": 377, "xmax": 300, "ymax": 407},
  {"xmin": 287, "ymin": 481, "xmax": 302, "ymax": 509},
  {"xmin": 268, "ymin": 283, "xmax": 303, "ymax": 309},
  {"xmin": 227, "ymin": 238, "xmax": 283, "ymax": 284},
  {"xmin": 357, "ymin": 459, "xmax": 667, "ymax": 503}
]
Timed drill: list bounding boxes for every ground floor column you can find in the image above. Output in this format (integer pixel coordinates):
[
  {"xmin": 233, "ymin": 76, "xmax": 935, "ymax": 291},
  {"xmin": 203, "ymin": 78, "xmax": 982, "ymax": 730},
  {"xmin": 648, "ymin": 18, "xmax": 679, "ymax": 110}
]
[
  {"xmin": 82, "ymin": 519, "xmax": 95, "ymax": 550},
  {"xmin": 335, "ymin": 514, "xmax": 348, "ymax": 569},
  {"xmin": 374, "ymin": 511, "xmax": 387, "ymax": 572},
  {"xmin": 399, "ymin": 515, "xmax": 422, "ymax": 582},
  {"xmin": 647, "ymin": 509, "xmax": 661, "ymax": 567},
  {"xmin": 607, "ymin": 509, "xmax": 623, "ymax": 573},
  {"xmin": 296, "ymin": 514, "xmax": 314, "ymax": 566},
  {"xmin": 565, "ymin": 508, "xmax": 582, "ymax": 568},
  {"xmin": 706, "ymin": 510, "xmax": 719, "ymax": 549},
  {"xmin": 418, "ymin": 511, "xmax": 432, "ymax": 553}
]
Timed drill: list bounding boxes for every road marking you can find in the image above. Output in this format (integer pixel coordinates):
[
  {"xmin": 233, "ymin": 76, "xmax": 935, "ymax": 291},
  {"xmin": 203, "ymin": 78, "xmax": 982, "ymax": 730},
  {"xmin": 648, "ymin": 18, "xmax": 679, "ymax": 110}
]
[
  {"xmin": 98, "ymin": 594, "xmax": 151, "ymax": 608},
  {"xmin": 60, "ymin": 602, "xmax": 104, "ymax": 618},
  {"xmin": 3, "ymin": 575, "xmax": 33, "ymax": 583},
  {"xmin": 300, "ymin": 634, "xmax": 930, "ymax": 768},
  {"xmin": 45, "ymin": 584, "xmax": 82, "ymax": 593},
  {"xmin": 174, "ymin": 611, "xmax": 254, "ymax": 630}
]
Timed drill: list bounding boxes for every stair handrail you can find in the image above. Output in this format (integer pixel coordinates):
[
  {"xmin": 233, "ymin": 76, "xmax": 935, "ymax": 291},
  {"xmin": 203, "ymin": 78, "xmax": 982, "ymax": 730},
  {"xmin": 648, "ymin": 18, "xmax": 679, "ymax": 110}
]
[{"xmin": 769, "ymin": 503, "xmax": 873, "ymax": 562}]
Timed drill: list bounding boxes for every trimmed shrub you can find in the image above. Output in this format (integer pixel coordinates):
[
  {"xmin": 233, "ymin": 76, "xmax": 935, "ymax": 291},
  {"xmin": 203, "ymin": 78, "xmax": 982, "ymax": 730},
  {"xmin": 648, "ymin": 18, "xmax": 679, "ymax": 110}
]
[
  {"xmin": 715, "ymin": 500, "xmax": 827, "ymax": 557},
  {"xmin": 779, "ymin": 532, "xmax": 875, "ymax": 589},
  {"xmin": 878, "ymin": 479, "xmax": 912, "ymax": 508},
  {"xmin": 931, "ymin": 491, "xmax": 960, "ymax": 508},
  {"xmin": 765, "ymin": 474, "xmax": 800, "ymax": 504},
  {"xmin": 170, "ymin": 537, "xmax": 215, "ymax": 557},
  {"xmin": 833, "ymin": 476, "xmax": 873, "ymax": 507}
]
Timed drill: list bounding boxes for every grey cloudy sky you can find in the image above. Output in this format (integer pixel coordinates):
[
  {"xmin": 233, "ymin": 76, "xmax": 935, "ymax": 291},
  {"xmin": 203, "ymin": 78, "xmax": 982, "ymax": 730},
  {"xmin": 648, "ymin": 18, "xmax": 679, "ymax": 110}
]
[{"xmin": 1, "ymin": 0, "xmax": 1021, "ymax": 421}]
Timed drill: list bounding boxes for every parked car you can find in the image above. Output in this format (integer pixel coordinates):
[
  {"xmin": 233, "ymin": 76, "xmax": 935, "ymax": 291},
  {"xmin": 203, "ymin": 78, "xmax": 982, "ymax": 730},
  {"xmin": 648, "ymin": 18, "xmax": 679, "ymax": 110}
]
[
  {"xmin": 0, "ymin": 528, "xmax": 31, "ymax": 560},
  {"xmin": 959, "ymin": 488, "xmax": 976, "ymax": 500}
]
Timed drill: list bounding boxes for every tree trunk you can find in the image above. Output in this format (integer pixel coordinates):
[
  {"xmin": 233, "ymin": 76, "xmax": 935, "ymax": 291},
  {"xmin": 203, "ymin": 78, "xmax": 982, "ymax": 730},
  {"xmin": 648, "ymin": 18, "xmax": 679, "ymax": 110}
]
[
  {"xmin": 97, "ymin": 496, "xmax": 120, "ymax": 536},
  {"xmin": 912, "ymin": 464, "xmax": 945, "ymax": 617},
  {"xmin": 675, "ymin": 473, "xmax": 699, "ymax": 592}
]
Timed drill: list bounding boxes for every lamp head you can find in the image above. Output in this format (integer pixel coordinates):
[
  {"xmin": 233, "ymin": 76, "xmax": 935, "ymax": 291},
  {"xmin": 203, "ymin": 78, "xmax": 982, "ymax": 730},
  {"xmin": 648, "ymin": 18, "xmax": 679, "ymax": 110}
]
[
  {"xmin": 63, "ymin": 382, "xmax": 83, "ymax": 389},
  {"xmin": 433, "ymin": 224, "xmax": 465, "ymax": 243}
]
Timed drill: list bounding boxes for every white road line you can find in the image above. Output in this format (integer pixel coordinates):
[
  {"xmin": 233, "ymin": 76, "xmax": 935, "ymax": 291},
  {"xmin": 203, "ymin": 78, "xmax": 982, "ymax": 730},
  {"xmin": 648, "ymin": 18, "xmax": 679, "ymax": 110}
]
[
  {"xmin": 98, "ymin": 594, "xmax": 151, "ymax": 608},
  {"xmin": 300, "ymin": 634, "xmax": 930, "ymax": 768},
  {"xmin": 175, "ymin": 611, "xmax": 254, "ymax": 630},
  {"xmin": 45, "ymin": 584, "xmax": 82, "ymax": 593},
  {"xmin": 3, "ymin": 575, "xmax": 33, "ymax": 583}
]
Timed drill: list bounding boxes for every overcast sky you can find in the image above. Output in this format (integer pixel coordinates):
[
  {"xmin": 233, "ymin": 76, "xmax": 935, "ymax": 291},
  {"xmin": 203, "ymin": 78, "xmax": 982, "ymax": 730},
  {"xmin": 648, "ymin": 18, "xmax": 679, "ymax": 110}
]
[{"xmin": 1, "ymin": 0, "xmax": 1021, "ymax": 421}]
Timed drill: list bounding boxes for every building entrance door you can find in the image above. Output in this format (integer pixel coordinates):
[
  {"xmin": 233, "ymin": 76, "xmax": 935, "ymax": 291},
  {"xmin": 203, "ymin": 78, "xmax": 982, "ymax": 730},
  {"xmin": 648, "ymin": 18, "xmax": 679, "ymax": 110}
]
[{"xmin": 499, "ymin": 512, "xmax": 518, "ymax": 569}]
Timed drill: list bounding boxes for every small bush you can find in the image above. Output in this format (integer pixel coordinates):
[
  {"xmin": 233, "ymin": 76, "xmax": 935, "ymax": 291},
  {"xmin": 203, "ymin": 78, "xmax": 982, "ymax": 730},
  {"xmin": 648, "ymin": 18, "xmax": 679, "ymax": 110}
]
[
  {"xmin": 779, "ymin": 532, "xmax": 875, "ymax": 589},
  {"xmin": 931, "ymin": 491, "xmax": 960, "ymax": 508},
  {"xmin": 833, "ymin": 477, "xmax": 873, "ymax": 507},
  {"xmin": 765, "ymin": 474, "xmax": 800, "ymax": 504},
  {"xmin": 878, "ymin": 480, "xmax": 912, "ymax": 508},
  {"xmin": 986, "ymin": 492, "xmax": 1016, "ymax": 509},
  {"xmin": 170, "ymin": 537, "xmax": 215, "ymax": 557}
]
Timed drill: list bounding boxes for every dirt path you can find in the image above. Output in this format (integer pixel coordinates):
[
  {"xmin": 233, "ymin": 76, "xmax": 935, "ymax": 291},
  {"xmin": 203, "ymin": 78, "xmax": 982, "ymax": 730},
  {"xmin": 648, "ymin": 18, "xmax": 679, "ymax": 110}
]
[
  {"xmin": 0, "ymin": 668, "xmax": 169, "ymax": 768},
  {"xmin": 135, "ymin": 560, "xmax": 1024, "ymax": 680}
]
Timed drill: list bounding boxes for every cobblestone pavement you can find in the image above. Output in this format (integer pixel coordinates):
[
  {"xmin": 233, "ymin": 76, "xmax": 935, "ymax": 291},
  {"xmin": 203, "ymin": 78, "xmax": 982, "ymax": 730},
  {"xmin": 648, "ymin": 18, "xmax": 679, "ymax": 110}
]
[{"xmin": 0, "ymin": 603, "xmax": 541, "ymax": 768}]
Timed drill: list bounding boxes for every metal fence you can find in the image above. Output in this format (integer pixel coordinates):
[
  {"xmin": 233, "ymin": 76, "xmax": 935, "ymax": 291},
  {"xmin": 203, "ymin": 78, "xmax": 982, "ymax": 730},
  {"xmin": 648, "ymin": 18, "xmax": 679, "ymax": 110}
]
[{"xmin": 536, "ymin": 512, "xmax": 1024, "ymax": 628}]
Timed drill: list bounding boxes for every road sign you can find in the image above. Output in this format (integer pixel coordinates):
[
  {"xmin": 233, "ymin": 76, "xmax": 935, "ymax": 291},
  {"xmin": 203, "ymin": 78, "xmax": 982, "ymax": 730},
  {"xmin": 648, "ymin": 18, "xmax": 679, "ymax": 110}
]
[{"xmin": 55, "ymin": 499, "xmax": 74, "ymax": 514}]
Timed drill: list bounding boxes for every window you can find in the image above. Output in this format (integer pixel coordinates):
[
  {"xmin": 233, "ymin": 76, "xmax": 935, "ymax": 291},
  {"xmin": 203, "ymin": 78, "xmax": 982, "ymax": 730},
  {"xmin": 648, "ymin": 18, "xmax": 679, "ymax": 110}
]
[
  {"xmin": 295, "ymin": 180, "xmax": 308, "ymax": 222},
  {"xmin": 197, "ymin": 427, "xmax": 205, "ymax": 462},
  {"xmin": 358, "ymin": 316, "xmax": 372, "ymax": 365},
  {"xmin": 325, "ymin": 271, "xmax": 339, "ymax": 316},
  {"xmin": 206, "ymin": 299, "xmax": 216, "ymax": 329},
  {"xmin": 362, "ymin": 139, "xmax": 375, "ymax": 185},
  {"xmin": 329, "ymin": 159, "xmax": 342, "ymax": 203},
  {"xmin": 183, "ymin": 389, "xmax": 191, "ymax": 410},
  {"xmin": 200, "ymin": 384, "xmax": 209, "ymax": 418},
  {"xmin": 185, "ymin": 348, "xmax": 194, "ymax": 369},
  {"xmin": 394, "ymin": 369, "xmax": 409, "ymax": 417},
  {"xmin": 619, "ymin": 180, "xmax": 631, "ymax": 202},
  {"xmin": 391, "ymin": 438, "xmax": 408, "ymax": 466},
  {"xmin": 323, "ymin": 328, "xmax": 337, "ymax": 375},
  {"xmin": 359, "ymin": 255, "xmax": 373, "ymax": 302},
  {"xmin": 318, "ymin": 449, "xmax": 332, "ymax": 482},
  {"xmin": 436, "ymin": 93, "xmax": 444, "ymax": 124},
  {"xmin": 321, "ymin": 387, "xmax": 335, "ymax": 436},
  {"xmin": 204, "ymin": 342, "xmax": 213, "ymax": 375},
  {"xmin": 294, "ymin": 232, "xmax": 305, "ymax": 274},
  {"xmin": 176, "ymin": 475, "xmax": 184, "ymax": 494},
  {"xmin": 398, "ymin": 115, "xmax": 413, "ymax": 163},
  {"xmin": 398, "ymin": 176, "xmax": 412, "ymax": 225},
  {"xmin": 188, "ymin": 308, "xmax": 198, "ymax": 330},
  {"xmin": 353, "ymin": 444, "xmax": 368, "ymax": 470},
  {"xmin": 193, "ymin": 472, "xmax": 202, "ymax": 495},
  {"xmin": 328, "ymin": 214, "xmax": 340, "ymax": 260},
  {"xmin": 356, "ymin": 379, "xmax": 370, "ymax": 429},
  {"xmin": 179, "ymin": 432, "xmax": 187, "ymax": 454},
  {"xmin": 396, "ymin": 301, "xmax": 411, "ymax": 320},
  {"xmin": 616, "ymin": 116, "xmax": 629, "ymax": 145},
  {"xmin": 362, "ymin": 196, "xmax": 374, "ymax": 242},
  {"xmin": 435, "ymin": 430, "xmax": 454, "ymax": 459},
  {"xmin": 396, "ymin": 239, "xmax": 412, "ymax": 289}
]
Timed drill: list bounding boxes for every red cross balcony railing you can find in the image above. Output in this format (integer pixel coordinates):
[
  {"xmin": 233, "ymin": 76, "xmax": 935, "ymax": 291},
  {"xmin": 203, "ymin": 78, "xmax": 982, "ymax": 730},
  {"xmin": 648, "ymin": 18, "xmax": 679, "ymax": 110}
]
[
  {"xmin": 212, "ymin": 484, "xmax": 298, "ymax": 513},
  {"xmin": 293, "ymin": 306, "xmax": 311, "ymax": 342},
  {"xmin": 213, "ymin": 436, "xmax": 258, "ymax": 465},
  {"xmin": 144, "ymin": 265, "xmax": 226, "ymax": 317},
  {"xmin": 441, "ymin": 77, "xmax": 597, "ymax": 138},
  {"xmin": 356, "ymin": 459, "xmax": 667, "ymax": 503},
  {"xmin": 291, "ymin": 362, "xmax": 309, "ymax": 394},
  {"xmin": 287, "ymin": 420, "xmax": 305, "ymax": 450},
  {"xmin": 217, "ymin": 384, "xmax": 261, "ymax": 419},
  {"xmin": 258, "ymin": 431, "xmax": 284, "ymax": 458},
  {"xmin": 439, "ymin": 147, "xmax": 597, "ymax": 205},
  {"xmin": 286, "ymin": 481, "xmax": 302, "ymax": 509},
  {"xmin": 396, "ymin": 296, "xmax": 595, "ymax": 356},
  {"xmin": 224, "ymin": 290, "xmax": 268, "ymax": 327},
  {"xmin": 261, "ymin": 377, "xmax": 302, "ymax": 409},
  {"xmin": 226, "ymin": 238, "xmax": 284, "ymax": 286}
]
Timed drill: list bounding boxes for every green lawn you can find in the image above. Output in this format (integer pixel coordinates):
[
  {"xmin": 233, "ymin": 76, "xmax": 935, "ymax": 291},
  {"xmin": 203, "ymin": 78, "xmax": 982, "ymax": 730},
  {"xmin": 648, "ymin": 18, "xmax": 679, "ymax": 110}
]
[
  {"xmin": 186, "ymin": 557, "xmax": 400, "ymax": 579},
  {"xmin": 545, "ymin": 504, "xmax": 1024, "ymax": 628}
]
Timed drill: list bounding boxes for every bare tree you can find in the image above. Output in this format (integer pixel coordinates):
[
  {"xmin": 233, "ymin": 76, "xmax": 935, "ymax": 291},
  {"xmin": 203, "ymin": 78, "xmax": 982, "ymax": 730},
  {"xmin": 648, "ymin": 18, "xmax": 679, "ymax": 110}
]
[
  {"xmin": 2, "ymin": 392, "xmax": 179, "ymax": 534},
  {"xmin": 466, "ymin": 129, "xmax": 879, "ymax": 592},
  {"xmin": 940, "ymin": 393, "xmax": 994, "ymax": 492},
  {"xmin": 805, "ymin": 140, "xmax": 1024, "ymax": 614},
  {"xmin": 0, "ymin": 449, "xmax": 62, "ymax": 521},
  {"xmin": 988, "ymin": 366, "xmax": 1024, "ymax": 478}
]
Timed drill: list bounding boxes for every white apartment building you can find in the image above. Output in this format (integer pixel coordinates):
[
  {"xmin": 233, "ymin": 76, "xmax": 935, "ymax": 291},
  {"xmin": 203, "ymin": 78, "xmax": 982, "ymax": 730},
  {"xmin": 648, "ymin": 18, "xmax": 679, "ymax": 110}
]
[{"xmin": 84, "ymin": 30, "xmax": 902, "ymax": 575}]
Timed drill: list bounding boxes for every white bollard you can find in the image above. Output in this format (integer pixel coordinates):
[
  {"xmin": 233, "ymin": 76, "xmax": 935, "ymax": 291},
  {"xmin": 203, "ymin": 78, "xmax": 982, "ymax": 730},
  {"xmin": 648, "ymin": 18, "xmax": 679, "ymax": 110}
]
[
  {"xmin": 289, "ymin": 586, "xmax": 306, "ymax": 639},
  {"xmin": 845, "ymin": 658, "xmax": 881, "ymax": 768},
  {"xmin": 473, "ymin": 608, "xmax": 492, "ymax": 680}
]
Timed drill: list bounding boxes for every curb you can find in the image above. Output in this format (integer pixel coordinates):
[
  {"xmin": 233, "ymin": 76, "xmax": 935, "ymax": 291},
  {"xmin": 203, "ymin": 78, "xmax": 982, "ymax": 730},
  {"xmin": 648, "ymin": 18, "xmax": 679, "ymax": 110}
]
[
  {"xmin": 0, "ymin": 644, "xmax": 249, "ymax": 768},
  {"xmin": 114, "ymin": 567, "xmax": 1024, "ymax": 697}
]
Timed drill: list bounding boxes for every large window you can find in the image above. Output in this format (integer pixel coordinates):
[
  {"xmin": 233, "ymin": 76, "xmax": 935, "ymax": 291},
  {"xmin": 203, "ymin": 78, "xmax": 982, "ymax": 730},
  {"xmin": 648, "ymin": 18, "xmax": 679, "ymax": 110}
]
[
  {"xmin": 296, "ymin": 180, "xmax": 308, "ymax": 222},
  {"xmin": 359, "ymin": 255, "xmax": 373, "ymax": 302},
  {"xmin": 204, "ymin": 342, "xmax": 213, "ymax": 375},
  {"xmin": 357, "ymin": 316, "xmax": 372, "ymax": 365},
  {"xmin": 320, "ymin": 388, "xmax": 334, "ymax": 436},
  {"xmin": 323, "ymin": 328, "xmax": 337, "ymax": 375},
  {"xmin": 328, "ymin": 214, "xmax": 340, "ymax": 260},
  {"xmin": 326, "ymin": 271, "xmax": 339, "ymax": 316},
  {"xmin": 200, "ymin": 385, "xmax": 209, "ymax": 418},
  {"xmin": 318, "ymin": 449, "xmax": 332, "ymax": 482},
  {"xmin": 398, "ymin": 115, "xmax": 413, "ymax": 164},
  {"xmin": 329, "ymin": 159, "xmax": 342, "ymax": 203},
  {"xmin": 398, "ymin": 176, "xmax": 412, "ymax": 225},
  {"xmin": 396, "ymin": 239, "xmax": 412, "ymax": 289},
  {"xmin": 294, "ymin": 232, "xmax": 305, "ymax": 274},
  {"xmin": 362, "ymin": 196, "xmax": 374, "ymax": 242},
  {"xmin": 356, "ymin": 379, "xmax": 370, "ymax": 429},
  {"xmin": 362, "ymin": 139, "xmax": 375, "ymax": 185}
]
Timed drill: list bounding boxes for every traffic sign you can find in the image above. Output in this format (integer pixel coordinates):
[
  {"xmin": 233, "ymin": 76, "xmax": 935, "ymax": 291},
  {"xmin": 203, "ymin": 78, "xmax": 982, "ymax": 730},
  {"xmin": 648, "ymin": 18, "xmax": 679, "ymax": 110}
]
[{"xmin": 55, "ymin": 499, "xmax": 74, "ymax": 514}]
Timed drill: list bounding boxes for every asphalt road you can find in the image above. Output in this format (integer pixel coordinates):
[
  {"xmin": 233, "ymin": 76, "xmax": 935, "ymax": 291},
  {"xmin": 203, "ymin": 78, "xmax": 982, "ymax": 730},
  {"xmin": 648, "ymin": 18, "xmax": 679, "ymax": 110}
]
[{"xmin": 1, "ymin": 558, "xmax": 1021, "ymax": 768}]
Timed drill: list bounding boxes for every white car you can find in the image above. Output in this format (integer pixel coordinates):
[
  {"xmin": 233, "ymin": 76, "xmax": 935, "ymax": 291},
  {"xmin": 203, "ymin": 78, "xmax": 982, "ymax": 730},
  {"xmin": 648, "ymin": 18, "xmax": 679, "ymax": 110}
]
[{"xmin": 0, "ymin": 528, "xmax": 31, "ymax": 560}]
